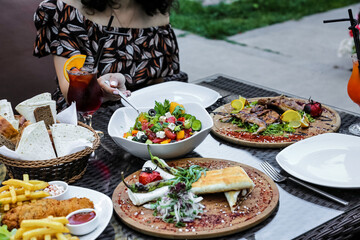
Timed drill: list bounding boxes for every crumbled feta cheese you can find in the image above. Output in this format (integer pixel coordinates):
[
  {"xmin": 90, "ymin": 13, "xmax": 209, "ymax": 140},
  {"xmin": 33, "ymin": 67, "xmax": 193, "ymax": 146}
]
[
  {"xmin": 159, "ymin": 116, "xmax": 167, "ymax": 122},
  {"xmin": 165, "ymin": 112, "xmax": 172, "ymax": 118},
  {"xmin": 126, "ymin": 136, "xmax": 133, "ymax": 140},
  {"xmin": 156, "ymin": 131, "xmax": 166, "ymax": 139},
  {"xmin": 168, "ymin": 123, "xmax": 176, "ymax": 131},
  {"xmin": 136, "ymin": 131, "xmax": 145, "ymax": 139}
]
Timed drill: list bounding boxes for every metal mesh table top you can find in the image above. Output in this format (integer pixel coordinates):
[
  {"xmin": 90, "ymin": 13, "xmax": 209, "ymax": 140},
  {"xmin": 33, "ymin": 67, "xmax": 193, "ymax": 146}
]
[{"xmin": 70, "ymin": 75, "xmax": 360, "ymax": 240}]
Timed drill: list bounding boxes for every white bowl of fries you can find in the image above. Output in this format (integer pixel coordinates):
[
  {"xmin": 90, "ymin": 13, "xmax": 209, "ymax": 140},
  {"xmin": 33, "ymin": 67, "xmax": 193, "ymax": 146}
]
[{"xmin": 66, "ymin": 208, "xmax": 99, "ymax": 235}]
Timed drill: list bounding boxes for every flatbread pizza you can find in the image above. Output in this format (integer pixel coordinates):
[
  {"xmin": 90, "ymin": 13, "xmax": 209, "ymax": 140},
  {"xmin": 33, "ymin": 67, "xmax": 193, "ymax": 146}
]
[{"xmin": 211, "ymin": 96, "xmax": 341, "ymax": 148}]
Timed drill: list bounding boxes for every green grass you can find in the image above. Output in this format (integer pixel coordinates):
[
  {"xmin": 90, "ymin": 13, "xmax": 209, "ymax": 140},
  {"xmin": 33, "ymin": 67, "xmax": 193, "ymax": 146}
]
[{"xmin": 170, "ymin": 0, "xmax": 360, "ymax": 39}]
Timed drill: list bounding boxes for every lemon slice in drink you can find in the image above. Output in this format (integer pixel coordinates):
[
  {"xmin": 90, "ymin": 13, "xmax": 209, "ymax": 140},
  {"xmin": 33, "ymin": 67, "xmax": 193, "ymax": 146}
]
[
  {"xmin": 231, "ymin": 99, "xmax": 244, "ymax": 110},
  {"xmin": 63, "ymin": 54, "xmax": 86, "ymax": 82},
  {"xmin": 280, "ymin": 110, "xmax": 301, "ymax": 123}
]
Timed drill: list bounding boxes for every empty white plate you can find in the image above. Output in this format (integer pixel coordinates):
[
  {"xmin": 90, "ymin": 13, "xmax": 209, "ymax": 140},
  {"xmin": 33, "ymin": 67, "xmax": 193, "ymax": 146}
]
[
  {"xmin": 121, "ymin": 81, "xmax": 221, "ymax": 108},
  {"xmin": 276, "ymin": 133, "xmax": 360, "ymax": 188}
]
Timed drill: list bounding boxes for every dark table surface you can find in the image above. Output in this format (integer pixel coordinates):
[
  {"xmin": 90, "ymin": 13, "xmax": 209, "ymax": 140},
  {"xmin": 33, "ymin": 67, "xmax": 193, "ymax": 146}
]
[
  {"xmin": 82, "ymin": 75, "xmax": 360, "ymax": 240},
  {"xmin": 4, "ymin": 74, "xmax": 360, "ymax": 240}
]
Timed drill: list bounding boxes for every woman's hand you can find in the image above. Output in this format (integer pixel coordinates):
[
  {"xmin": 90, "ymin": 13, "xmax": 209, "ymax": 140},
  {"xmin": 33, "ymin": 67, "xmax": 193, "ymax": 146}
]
[{"xmin": 98, "ymin": 73, "xmax": 131, "ymax": 102}]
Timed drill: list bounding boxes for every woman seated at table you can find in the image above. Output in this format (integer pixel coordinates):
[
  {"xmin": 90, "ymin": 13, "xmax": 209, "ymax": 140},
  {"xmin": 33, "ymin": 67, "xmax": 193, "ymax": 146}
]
[{"xmin": 33, "ymin": 0, "xmax": 182, "ymax": 110}]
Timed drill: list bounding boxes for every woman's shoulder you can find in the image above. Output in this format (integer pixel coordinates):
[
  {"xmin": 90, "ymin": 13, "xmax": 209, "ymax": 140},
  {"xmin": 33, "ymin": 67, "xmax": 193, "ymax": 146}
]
[{"xmin": 35, "ymin": 0, "xmax": 84, "ymax": 23}]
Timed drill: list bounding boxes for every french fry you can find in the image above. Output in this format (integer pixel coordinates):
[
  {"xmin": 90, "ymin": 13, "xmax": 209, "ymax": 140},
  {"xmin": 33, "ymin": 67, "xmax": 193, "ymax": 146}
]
[
  {"xmin": 9, "ymin": 186, "xmax": 17, "ymax": 204},
  {"xmin": 22, "ymin": 227, "xmax": 69, "ymax": 240},
  {"xmin": 21, "ymin": 219, "xmax": 64, "ymax": 231},
  {"xmin": 2, "ymin": 179, "xmax": 34, "ymax": 190},
  {"xmin": 44, "ymin": 234, "xmax": 51, "ymax": 240},
  {"xmin": 29, "ymin": 237, "xmax": 37, "ymax": 240},
  {"xmin": 0, "ymin": 185, "xmax": 9, "ymax": 192},
  {"xmin": 32, "ymin": 182, "xmax": 49, "ymax": 191},
  {"xmin": 1, "ymin": 175, "xmax": 50, "ymax": 212},
  {"xmin": 46, "ymin": 217, "xmax": 69, "ymax": 225},
  {"xmin": 4, "ymin": 204, "xmax": 10, "ymax": 211},
  {"xmin": 23, "ymin": 174, "xmax": 31, "ymax": 197},
  {"xmin": 55, "ymin": 233, "xmax": 67, "ymax": 240},
  {"xmin": 0, "ymin": 191, "xmax": 50, "ymax": 205},
  {"xmin": 0, "ymin": 188, "xmax": 25, "ymax": 198}
]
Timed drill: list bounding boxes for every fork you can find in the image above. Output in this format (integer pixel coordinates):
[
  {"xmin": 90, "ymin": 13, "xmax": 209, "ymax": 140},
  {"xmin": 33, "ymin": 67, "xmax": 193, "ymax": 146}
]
[{"xmin": 260, "ymin": 161, "xmax": 349, "ymax": 206}]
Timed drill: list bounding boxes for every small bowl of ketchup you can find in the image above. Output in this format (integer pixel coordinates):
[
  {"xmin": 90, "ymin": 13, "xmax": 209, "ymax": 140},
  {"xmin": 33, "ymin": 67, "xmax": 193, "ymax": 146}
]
[{"xmin": 66, "ymin": 208, "xmax": 99, "ymax": 235}]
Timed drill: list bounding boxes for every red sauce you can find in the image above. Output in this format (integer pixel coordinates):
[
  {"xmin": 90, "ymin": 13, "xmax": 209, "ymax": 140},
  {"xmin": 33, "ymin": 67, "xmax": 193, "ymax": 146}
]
[
  {"xmin": 219, "ymin": 129, "xmax": 305, "ymax": 143},
  {"xmin": 68, "ymin": 211, "xmax": 96, "ymax": 225}
]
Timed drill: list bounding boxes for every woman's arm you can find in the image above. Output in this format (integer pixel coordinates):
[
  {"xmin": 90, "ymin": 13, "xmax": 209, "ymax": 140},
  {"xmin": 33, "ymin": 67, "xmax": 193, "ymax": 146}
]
[
  {"xmin": 53, "ymin": 55, "xmax": 70, "ymax": 101},
  {"xmin": 53, "ymin": 55, "xmax": 130, "ymax": 103}
]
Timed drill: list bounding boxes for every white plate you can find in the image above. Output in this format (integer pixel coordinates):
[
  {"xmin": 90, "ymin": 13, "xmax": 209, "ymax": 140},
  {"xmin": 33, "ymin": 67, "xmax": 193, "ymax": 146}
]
[
  {"xmin": 66, "ymin": 186, "xmax": 113, "ymax": 240},
  {"xmin": 276, "ymin": 133, "xmax": 360, "ymax": 188},
  {"xmin": 121, "ymin": 81, "xmax": 221, "ymax": 108}
]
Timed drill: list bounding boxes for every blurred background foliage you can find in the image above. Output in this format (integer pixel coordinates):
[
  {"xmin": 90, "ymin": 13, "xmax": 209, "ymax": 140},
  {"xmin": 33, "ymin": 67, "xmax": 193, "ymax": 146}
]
[{"xmin": 170, "ymin": 0, "xmax": 360, "ymax": 39}]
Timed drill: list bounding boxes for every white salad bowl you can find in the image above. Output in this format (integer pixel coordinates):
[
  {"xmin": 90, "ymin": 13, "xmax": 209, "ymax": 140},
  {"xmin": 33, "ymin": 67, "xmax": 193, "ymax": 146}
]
[{"xmin": 108, "ymin": 102, "xmax": 213, "ymax": 159}]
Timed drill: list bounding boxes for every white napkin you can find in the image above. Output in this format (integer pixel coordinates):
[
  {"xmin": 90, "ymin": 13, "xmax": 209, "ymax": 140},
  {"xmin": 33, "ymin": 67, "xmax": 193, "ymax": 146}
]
[{"xmin": 56, "ymin": 102, "xmax": 78, "ymax": 125}]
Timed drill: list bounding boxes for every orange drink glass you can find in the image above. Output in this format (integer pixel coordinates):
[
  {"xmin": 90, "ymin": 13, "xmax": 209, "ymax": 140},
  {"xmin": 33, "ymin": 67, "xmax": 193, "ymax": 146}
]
[{"xmin": 347, "ymin": 55, "xmax": 360, "ymax": 135}]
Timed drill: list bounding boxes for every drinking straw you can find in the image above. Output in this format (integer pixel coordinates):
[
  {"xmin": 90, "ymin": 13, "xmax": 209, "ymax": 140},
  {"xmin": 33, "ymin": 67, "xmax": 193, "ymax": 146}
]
[
  {"xmin": 323, "ymin": 9, "xmax": 360, "ymax": 71},
  {"xmin": 93, "ymin": 16, "xmax": 114, "ymax": 71},
  {"xmin": 348, "ymin": 9, "xmax": 360, "ymax": 70}
]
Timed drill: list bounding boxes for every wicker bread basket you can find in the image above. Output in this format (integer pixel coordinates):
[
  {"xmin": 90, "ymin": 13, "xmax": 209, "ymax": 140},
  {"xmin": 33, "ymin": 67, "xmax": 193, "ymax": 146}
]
[{"xmin": 0, "ymin": 122, "xmax": 100, "ymax": 183}]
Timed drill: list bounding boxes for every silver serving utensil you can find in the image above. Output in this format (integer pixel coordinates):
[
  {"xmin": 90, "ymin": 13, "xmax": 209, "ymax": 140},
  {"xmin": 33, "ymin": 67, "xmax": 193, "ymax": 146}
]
[
  {"xmin": 260, "ymin": 161, "xmax": 349, "ymax": 206},
  {"xmin": 104, "ymin": 80, "xmax": 140, "ymax": 114},
  {"xmin": 117, "ymin": 91, "xmax": 140, "ymax": 114}
]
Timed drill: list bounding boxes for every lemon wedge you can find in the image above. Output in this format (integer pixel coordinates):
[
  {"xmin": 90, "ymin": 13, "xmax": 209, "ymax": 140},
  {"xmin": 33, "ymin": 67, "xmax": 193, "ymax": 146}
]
[
  {"xmin": 300, "ymin": 114, "xmax": 310, "ymax": 128},
  {"xmin": 288, "ymin": 120, "xmax": 301, "ymax": 129},
  {"xmin": 280, "ymin": 110, "xmax": 301, "ymax": 123},
  {"xmin": 231, "ymin": 99, "xmax": 244, "ymax": 110}
]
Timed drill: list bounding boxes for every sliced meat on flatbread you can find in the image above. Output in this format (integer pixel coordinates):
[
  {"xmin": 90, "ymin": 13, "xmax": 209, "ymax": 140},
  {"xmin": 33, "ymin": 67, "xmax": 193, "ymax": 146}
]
[
  {"xmin": 15, "ymin": 93, "xmax": 56, "ymax": 124},
  {"xmin": 191, "ymin": 166, "xmax": 255, "ymax": 195},
  {"xmin": 0, "ymin": 99, "xmax": 19, "ymax": 130},
  {"xmin": 50, "ymin": 124, "xmax": 95, "ymax": 157},
  {"xmin": 15, "ymin": 121, "xmax": 56, "ymax": 160}
]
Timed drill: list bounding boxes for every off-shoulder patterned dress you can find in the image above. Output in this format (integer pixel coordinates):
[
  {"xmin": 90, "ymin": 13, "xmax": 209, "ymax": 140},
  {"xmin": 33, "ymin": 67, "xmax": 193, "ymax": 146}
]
[{"xmin": 33, "ymin": 0, "xmax": 181, "ymax": 110}]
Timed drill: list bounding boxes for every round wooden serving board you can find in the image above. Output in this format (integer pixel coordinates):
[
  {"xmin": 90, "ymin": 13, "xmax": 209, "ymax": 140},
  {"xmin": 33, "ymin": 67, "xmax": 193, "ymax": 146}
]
[
  {"xmin": 112, "ymin": 158, "xmax": 279, "ymax": 239},
  {"xmin": 211, "ymin": 97, "xmax": 341, "ymax": 148}
]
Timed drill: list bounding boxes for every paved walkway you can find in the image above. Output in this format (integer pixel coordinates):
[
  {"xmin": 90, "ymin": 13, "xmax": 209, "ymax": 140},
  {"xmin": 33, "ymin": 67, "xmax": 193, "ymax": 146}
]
[{"xmin": 176, "ymin": 3, "xmax": 360, "ymax": 113}]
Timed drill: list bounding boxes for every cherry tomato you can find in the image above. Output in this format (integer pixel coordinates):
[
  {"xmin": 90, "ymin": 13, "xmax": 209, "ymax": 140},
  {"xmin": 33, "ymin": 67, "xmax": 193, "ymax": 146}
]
[
  {"xmin": 139, "ymin": 170, "xmax": 162, "ymax": 185},
  {"xmin": 164, "ymin": 129, "xmax": 176, "ymax": 140},
  {"xmin": 167, "ymin": 116, "xmax": 176, "ymax": 124}
]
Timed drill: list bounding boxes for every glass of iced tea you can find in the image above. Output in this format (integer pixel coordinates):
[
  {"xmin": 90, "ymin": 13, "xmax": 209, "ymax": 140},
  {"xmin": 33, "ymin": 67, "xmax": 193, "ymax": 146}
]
[
  {"xmin": 67, "ymin": 65, "xmax": 103, "ymax": 128},
  {"xmin": 347, "ymin": 54, "xmax": 360, "ymax": 135}
]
